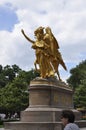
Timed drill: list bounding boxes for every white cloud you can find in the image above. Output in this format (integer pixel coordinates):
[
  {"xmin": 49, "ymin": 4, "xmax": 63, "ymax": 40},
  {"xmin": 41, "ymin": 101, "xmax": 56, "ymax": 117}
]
[{"xmin": 0, "ymin": 0, "xmax": 86, "ymax": 81}]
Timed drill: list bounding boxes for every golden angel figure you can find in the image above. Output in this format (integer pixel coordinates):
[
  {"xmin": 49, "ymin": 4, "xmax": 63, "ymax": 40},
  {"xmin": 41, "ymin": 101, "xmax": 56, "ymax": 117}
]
[{"xmin": 21, "ymin": 26, "xmax": 67, "ymax": 80}]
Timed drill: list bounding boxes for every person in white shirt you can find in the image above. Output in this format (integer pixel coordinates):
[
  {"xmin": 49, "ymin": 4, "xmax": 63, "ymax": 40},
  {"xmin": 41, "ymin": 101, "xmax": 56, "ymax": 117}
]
[{"xmin": 61, "ymin": 110, "xmax": 80, "ymax": 130}]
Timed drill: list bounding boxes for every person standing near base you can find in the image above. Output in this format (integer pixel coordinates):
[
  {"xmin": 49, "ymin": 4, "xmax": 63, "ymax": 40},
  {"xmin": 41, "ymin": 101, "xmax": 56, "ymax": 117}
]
[{"xmin": 61, "ymin": 110, "xmax": 80, "ymax": 130}]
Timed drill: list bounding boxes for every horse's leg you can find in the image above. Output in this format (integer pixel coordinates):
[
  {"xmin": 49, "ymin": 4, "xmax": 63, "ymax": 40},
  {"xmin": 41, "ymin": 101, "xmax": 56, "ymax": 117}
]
[
  {"xmin": 57, "ymin": 70, "xmax": 62, "ymax": 81},
  {"xmin": 34, "ymin": 59, "xmax": 40, "ymax": 73},
  {"xmin": 56, "ymin": 64, "xmax": 62, "ymax": 81},
  {"xmin": 34, "ymin": 60, "xmax": 37, "ymax": 70}
]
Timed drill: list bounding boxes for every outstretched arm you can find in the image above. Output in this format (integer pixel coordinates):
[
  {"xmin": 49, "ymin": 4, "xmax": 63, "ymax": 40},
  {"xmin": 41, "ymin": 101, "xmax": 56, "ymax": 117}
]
[{"xmin": 21, "ymin": 29, "xmax": 35, "ymax": 44}]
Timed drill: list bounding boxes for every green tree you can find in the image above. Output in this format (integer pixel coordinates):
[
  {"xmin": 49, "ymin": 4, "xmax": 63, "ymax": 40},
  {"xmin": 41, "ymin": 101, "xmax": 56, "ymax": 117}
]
[
  {"xmin": 67, "ymin": 60, "xmax": 86, "ymax": 109},
  {"xmin": 0, "ymin": 66, "xmax": 40, "ymax": 117},
  {"xmin": 67, "ymin": 60, "xmax": 86, "ymax": 90},
  {"xmin": 74, "ymin": 79, "xmax": 86, "ymax": 109},
  {"xmin": 0, "ymin": 64, "xmax": 21, "ymax": 88},
  {"xmin": 3, "ymin": 65, "xmax": 21, "ymax": 82},
  {"xmin": 0, "ymin": 65, "xmax": 2, "ymax": 73},
  {"xmin": 0, "ymin": 78, "xmax": 29, "ymax": 118}
]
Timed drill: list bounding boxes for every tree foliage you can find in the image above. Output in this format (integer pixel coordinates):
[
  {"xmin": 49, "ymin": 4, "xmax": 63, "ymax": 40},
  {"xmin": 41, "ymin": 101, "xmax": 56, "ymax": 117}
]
[
  {"xmin": 67, "ymin": 60, "xmax": 86, "ymax": 109},
  {"xmin": 74, "ymin": 79, "xmax": 86, "ymax": 109},
  {"xmin": 0, "ymin": 64, "xmax": 21, "ymax": 88},
  {"xmin": 0, "ymin": 64, "xmax": 40, "ymax": 117},
  {"xmin": 0, "ymin": 80, "xmax": 28, "ymax": 115},
  {"xmin": 67, "ymin": 60, "xmax": 86, "ymax": 90}
]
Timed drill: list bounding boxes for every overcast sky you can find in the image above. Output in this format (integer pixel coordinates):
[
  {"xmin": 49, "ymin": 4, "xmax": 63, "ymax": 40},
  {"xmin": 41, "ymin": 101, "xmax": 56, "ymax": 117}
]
[{"xmin": 0, "ymin": 0, "xmax": 86, "ymax": 82}]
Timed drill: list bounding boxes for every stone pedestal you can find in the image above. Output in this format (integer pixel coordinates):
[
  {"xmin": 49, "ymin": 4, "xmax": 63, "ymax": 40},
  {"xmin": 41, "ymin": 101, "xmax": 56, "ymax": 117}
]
[
  {"xmin": 29, "ymin": 78, "xmax": 73, "ymax": 108},
  {"xmin": 4, "ymin": 77, "xmax": 82, "ymax": 130}
]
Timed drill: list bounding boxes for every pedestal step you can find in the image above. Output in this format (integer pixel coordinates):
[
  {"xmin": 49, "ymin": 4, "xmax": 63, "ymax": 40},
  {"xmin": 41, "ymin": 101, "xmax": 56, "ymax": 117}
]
[
  {"xmin": 21, "ymin": 107, "xmax": 81, "ymax": 122},
  {"xmin": 4, "ymin": 122, "xmax": 63, "ymax": 130},
  {"xmin": 4, "ymin": 120, "xmax": 86, "ymax": 130}
]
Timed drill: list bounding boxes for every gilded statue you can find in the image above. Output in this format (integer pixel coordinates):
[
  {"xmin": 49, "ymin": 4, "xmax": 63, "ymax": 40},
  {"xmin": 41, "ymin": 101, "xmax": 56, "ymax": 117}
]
[{"xmin": 21, "ymin": 26, "xmax": 67, "ymax": 80}]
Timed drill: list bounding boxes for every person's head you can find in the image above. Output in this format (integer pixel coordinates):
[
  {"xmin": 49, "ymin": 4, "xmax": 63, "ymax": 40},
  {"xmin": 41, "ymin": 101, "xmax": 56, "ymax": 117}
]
[
  {"xmin": 61, "ymin": 110, "xmax": 75, "ymax": 126},
  {"xmin": 34, "ymin": 27, "xmax": 44, "ymax": 35},
  {"xmin": 34, "ymin": 26, "xmax": 44, "ymax": 40}
]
